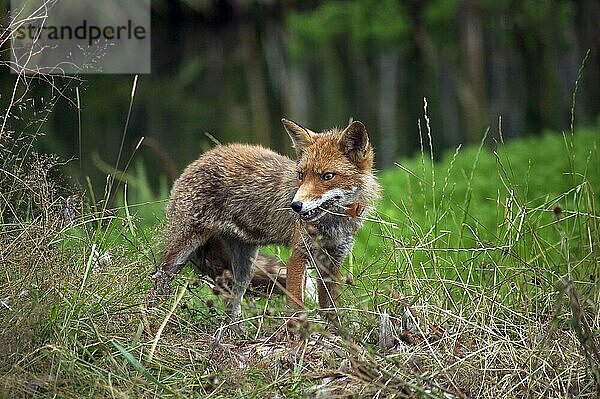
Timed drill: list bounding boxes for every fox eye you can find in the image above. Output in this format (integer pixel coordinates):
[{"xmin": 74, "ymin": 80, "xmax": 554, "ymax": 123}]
[
  {"xmin": 297, "ymin": 171, "xmax": 304, "ymax": 181},
  {"xmin": 321, "ymin": 172, "xmax": 335, "ymax": 181}
]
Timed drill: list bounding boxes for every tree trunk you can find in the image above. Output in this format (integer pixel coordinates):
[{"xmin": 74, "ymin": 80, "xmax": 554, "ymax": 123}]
[
  {"xmin": 240, "ymin": 24, "xmax": 271, "ymax": 145},
  {"xmin": 458, "ymin": 0, "xmax": 488, "ymax": 141},
  {"xmin": 377, "ymin": 52, "xmax": 399, "ymax": 168}
]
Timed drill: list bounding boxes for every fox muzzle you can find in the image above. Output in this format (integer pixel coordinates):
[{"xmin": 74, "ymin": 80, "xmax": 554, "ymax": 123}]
[{"xmin": 290, "ymin": 201, "xmax": 303, "ymax": 213}]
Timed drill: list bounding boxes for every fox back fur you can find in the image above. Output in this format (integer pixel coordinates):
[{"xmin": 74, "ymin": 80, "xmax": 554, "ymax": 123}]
[{"xmin": 149, "ymin": 119, "xmax": 380, "ymax": 319}]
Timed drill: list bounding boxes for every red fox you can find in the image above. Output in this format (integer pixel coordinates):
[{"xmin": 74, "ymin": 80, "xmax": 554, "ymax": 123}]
[{"xmin": 148, "ymin": 119, "xmax": 380, "ymax": 319}]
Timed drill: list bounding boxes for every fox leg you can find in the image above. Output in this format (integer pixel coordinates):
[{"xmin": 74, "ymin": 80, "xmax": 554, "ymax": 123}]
[
  {"xmin": 315, "ymin": 245, "xmax": 350, "ymax": 310},
  {"xmin": 190, "ymin": 239, "xmax": 287, "ymax": 293},
  {"xmin": 225, "ymin": 238, "xmax": 258, "ymax": 320},
  {"xmin": 147, "ymin": 233, "xmax": 208, "ymax": 308},
  {"xmin": 286, "ymin": 246, "xmax": 307, "ymax": 309},
  {"xmin": 316, "ymin": 264, "xmax": 340, "ymax": 310}
]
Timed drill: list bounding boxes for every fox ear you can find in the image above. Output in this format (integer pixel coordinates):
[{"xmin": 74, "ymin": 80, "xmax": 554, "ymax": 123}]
[
  {"xmin": 282, "ymin": 118, "xmax": 314, "ymax": 157},
  {"xmin": 339, "ymin": 120, "xmax": 371, "ymax": 166}
]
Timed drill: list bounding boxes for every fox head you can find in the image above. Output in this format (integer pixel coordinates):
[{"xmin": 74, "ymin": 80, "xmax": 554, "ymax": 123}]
[{"xmin": 282, "ymin": 118, "xmax": 377, "ymax": 223}]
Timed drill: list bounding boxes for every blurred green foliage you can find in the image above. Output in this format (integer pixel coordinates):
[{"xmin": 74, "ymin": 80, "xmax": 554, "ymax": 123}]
[
  {"xmin": 286, "ymin": 0, "xmax": 576, "ymax": 58},
  {"xmin": 2, "ymin": 0, "xmax": 598, "ymax": 203},
  {"xmin": 348, "ymin": 126, "xmax": 599, "ymax": 309},
  {"xmin": 286, "ymin": 0, "xmax": 411, "ymax": 58}
]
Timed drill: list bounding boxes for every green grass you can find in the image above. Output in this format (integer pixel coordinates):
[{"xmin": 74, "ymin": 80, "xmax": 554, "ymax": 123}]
[
  {"xmin": 1, "ymin": 126, "xmax": 599, "ymax": 398},
  {"xmin": 352, "ymin": 128, "xmax": 600, "ymax": 308}
]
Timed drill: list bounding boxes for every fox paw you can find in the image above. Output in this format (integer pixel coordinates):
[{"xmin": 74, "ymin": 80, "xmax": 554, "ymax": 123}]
[
  {"xmin": 145, "ymin": 271, "xmax": 172, "ymax": 309},
  {"xmin": 145, "ymin": 291, "xmax": 162, "ymax": 310}
]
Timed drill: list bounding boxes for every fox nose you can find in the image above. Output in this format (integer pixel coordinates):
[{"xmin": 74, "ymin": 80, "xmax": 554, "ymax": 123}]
[{"xmin": 290, "ymin": 201, "xmax": 303, "ymax": 213}]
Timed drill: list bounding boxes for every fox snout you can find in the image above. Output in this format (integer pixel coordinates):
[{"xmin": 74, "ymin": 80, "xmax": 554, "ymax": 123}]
[
  {"xmin": 290, "ymin": 201, "xmax": 303, "ymax": 213},
  {"xmin": 290, "ymin": 197, "xmax": 337, "ymax": 213},
  {"xmin": 290, "ymin": 189, "xmax": 327, "ymax": 221},
  {"xmin": 290, "ymin": 188, "xmax": 348, "ymax": 222}
]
